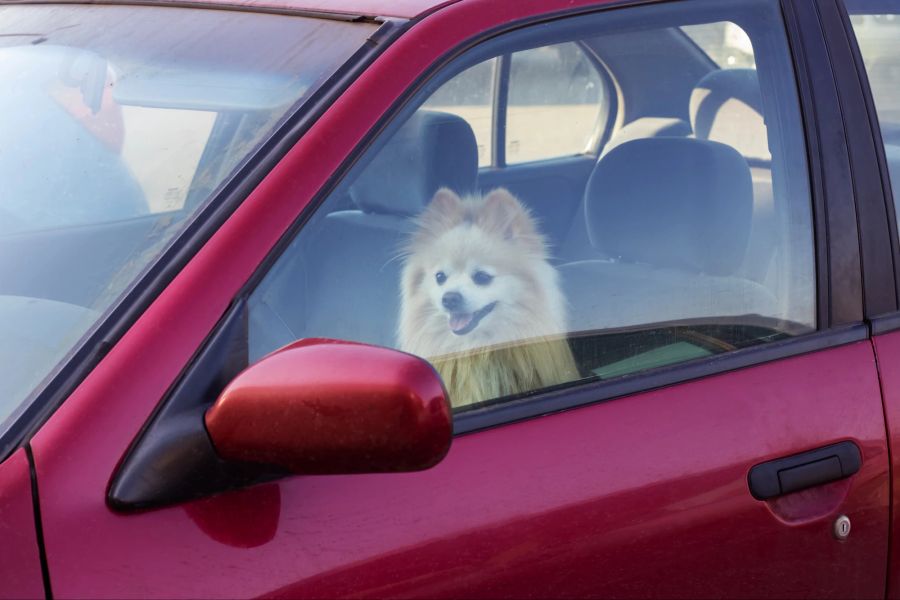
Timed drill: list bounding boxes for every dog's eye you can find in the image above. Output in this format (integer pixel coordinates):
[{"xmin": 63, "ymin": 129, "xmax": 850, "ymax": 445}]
[
  {"xmin": 435, "ymin": 271, "xmax": 447, "ymax": 285},
  {"xmin": 472, "ymin": 271, "xmax": 494, "ymax": 286}
]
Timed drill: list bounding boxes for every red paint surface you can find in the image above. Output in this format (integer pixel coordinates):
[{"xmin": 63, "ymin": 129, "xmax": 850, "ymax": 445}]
[
  {"xmin": 872, "ymin": 331, "xmax": 900, "ymax": 599},
  {"xmin": 24, "ymin": 0, "xmax": 890, "ymax": 597},
  {"xmin": 183, "ymin": 484, "xmax": 281, "ymax": 549},
  {"xmin": 0, "ymin": 449, "xmax": 44, "ymax": 599},
  {"xmin": 206, "ymin": 339, "xmax": 451, "ymax": 474}
]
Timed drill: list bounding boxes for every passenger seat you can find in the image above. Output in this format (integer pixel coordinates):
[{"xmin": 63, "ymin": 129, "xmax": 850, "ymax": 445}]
[
  {"xmin": 600, "ymin": 117, "xmax": 692, "ymax": 158},
  {"xmin": 689, "ymin": 68, "xmax": 776, "ymax": 287},
  {"xmin": 559, "ymin": 117, "xmax": 692, "ymax": 262},
  {"xmin": 560, "ymin": 137, "xmax": 776, "ymax": 333}
]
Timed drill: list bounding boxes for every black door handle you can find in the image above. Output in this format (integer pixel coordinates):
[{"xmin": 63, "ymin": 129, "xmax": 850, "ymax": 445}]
[{"xmin": 748, "ymin": 441, "xmax": 861, "ymax": 500}]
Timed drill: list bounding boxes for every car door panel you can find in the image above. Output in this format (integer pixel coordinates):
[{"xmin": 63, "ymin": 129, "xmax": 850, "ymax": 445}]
[
  {"xmin": 268, "ymin": 342, "xmax": 888, "ymax": 600},
  {"xmin": 31, "ymin": 332, "xmax": 888, "ymax": 598},
  {"xmin": 0, "ymin": 449, "xmax": 44, "ymax": 600}
]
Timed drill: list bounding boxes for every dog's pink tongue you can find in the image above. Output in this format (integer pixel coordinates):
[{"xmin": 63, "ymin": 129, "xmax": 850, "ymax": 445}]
[{"xmin": 449, "ymin": 313, "xmax": 473, "ymax": 332}]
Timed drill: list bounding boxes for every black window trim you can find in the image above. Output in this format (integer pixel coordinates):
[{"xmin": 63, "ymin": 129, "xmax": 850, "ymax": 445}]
[
  {"xmin": 492, "ymin": 53, "xmax": 511, "ymax": 167},
  {"xmin": 455, "ymin": 324, "xmax": 868, "ymax": 434},
  {"xmin": 822, "ymin": 0, "xmax": 898, "ymax": 319},
  {"xmin": 784, "ymin": 0, "xmax": 864, "ymax": 327},
  {"xmin": 834, "ymin": 0, "xmax": 900, "ymax": 333}
]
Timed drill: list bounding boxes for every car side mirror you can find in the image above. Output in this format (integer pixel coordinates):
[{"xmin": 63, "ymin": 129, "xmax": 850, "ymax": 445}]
[
  {"xmin": 108, "ymin": 312, "xmax": 453, "ymax": 512},
  {"xmin": 204, "ymin": 339, "xmax": 452, "ymax": 475}
]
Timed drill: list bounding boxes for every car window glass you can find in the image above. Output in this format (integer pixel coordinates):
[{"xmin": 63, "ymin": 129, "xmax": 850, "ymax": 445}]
[
  {"xmin": 120, "ymin": 108, "xmax": 217, "ymax": 212},
  {"xmin": 0, "ymin": 4, "xmax": 376, "ymax": 431},
  {"xmin": 844, "ymin": 2, "xmax": 900, "ymax": 231},
  {"xmin": 423, "ymin": 59, "xmax": 498, "ymax": 167},
  {"xmin": 506, "ymin": 42, "xmax": 606, "ymax": 164},
  {"xmin": 682, "ymin": 22, "xmax": 757, "ymax": 68},
  {"xmin": 248, "ymin": 0, "xmax": 816, "ymax": 412}
]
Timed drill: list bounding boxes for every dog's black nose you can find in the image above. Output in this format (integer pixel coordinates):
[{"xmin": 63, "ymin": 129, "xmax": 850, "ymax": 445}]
[{"xmin": 442, "ymin": 292, "xmax": 463, "ymax": 311}]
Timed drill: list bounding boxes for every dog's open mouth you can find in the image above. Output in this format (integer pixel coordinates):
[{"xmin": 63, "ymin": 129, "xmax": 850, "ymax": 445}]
[{"xmin": 448, "ymin": 302, "xmax": 497, "ymax": 336}]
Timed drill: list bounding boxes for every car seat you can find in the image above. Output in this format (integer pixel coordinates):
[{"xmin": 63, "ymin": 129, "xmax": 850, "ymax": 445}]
[
  {"xmin": 557, "ymin": 117, "xmax": 692, "ymax": 262},
  {"xmin": 600, "ymin": 117, "xmax": 692, "ymax": 158},
  {"xmin": 689, "ymin": 68, "xmax": 777, "ymax": 287},
  {"xmin": 559, "ymin": 137, "xmax": 776, "ymax": 333}
]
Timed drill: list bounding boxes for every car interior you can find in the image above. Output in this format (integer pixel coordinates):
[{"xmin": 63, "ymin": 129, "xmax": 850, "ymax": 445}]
[{"xmin": 248, "ymin": 5, "xmax": 818, "ymax": 390}]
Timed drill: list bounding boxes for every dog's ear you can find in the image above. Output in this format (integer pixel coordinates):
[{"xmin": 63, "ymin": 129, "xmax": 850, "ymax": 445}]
[
  {"xmin": 401, "ymin": 263, "xmax": 425, "ymax": 294},
  {"xmin": 417, "ymin": 188, "xmax": 465, "ymax": 235},
  {"xmin": 478, "ymin": 188, "xmax": 542, "ymax": 250},
  {"xmin": 430, "ymin": 187, "xmax": 464, "ymax": 216}
]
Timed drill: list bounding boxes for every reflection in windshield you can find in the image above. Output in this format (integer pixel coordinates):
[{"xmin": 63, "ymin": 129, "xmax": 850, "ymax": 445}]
[
  {"xmin": 0, "ymin": 4, "xmax": 377, "ymax": 432},
  {"xmin": 1, "ymin": 46, "xmax": 148, "ymax": 233}
]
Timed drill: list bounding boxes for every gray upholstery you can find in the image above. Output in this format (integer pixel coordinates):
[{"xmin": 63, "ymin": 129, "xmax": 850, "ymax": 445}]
[
  {"xmin": 600, "ymin": 117, "xmax": 691, "ymax": 158},
  {"xmin": 249, "ymin": 110, "xmax": 479, "ymax": 358},
  {"xmin": 689, "ymin": 69, "xmax": 770, "ymax": 162},
  {"xmin": 690, "ymin": 68, "xmax": 776, "ymax": 286},
  {"xmin": 559, "ymin": 117, "xmax": 690, "ymax": 263},
  {"xmin": 249, "ymin": 213, "xmax": 417, "ymax": 358},
  {"xmin": 349, "ymin": 110, "xmax": 479, "ymax": 216},
  {"xmin": 561, "ymin": 260, "xmax": 777, "ymax": 332},
  {"xmin": 587, "ymin": 138, "xmax": 752, "ymax": 276},
  {"xmin": 561, "ymin": 137, "xmax": 776, "ymax": 333}
]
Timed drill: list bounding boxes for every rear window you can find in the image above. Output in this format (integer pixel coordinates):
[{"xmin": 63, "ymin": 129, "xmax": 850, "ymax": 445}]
[{"xmin": 682, "ymin": 22, "xmax": 757, "ymax": 68}]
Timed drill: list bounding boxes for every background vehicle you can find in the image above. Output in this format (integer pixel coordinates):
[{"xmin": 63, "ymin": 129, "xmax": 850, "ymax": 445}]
[{"xmin": 2, "ymin": 0, "xmax": 900, "ymax": 598}]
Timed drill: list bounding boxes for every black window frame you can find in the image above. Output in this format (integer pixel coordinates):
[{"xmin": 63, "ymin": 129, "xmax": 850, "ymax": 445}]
[{"xmin": 835, "ymin": 0, "xmax": 900, "ymax": 332}]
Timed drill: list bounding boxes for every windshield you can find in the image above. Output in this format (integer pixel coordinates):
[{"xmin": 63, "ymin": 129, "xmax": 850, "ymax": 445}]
[{"xmin": 0, "ymin": 4, "xmax": 376, "ymax": 430}]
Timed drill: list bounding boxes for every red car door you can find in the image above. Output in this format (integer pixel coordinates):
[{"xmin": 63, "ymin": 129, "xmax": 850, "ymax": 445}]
[
  {"xmin": 0, "ymin": 450, "xmax": 44, "ymax": 599},
  {"xmin": 19, "ymin": 0, "xmax": 892, "ymax": 598}
]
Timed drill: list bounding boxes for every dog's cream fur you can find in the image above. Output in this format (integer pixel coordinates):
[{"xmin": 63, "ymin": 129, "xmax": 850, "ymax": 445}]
[{"xmin": 398, "ymin": 187, "xmax": 578, "ymax": 408}]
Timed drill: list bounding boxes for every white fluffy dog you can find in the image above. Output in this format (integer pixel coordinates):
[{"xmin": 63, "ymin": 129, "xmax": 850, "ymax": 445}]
[{"xmin": 398, "ymin": 187, "xmax": 578, "ymax": 408}]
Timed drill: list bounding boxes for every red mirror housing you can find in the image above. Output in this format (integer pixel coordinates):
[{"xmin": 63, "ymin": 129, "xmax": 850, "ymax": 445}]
[{"xmin": 204, "ymin": 339, "xmax": 452, "ymax": 475}]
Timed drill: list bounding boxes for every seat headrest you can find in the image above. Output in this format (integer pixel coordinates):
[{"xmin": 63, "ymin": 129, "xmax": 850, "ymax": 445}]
[
  {"xmin": 689, "ymin": 68, "xmax": 770, "ymax": 162},
  {"xmin": 585, "ymin": 138, "xmax": 753, "ymax": 276},
  {"xmin": 349, "ymin": 110, "xmax": 478, "ymax": 216},
  {"xmin": 600, "ymin": 117, "xmax": 691, "ymax": 158}
]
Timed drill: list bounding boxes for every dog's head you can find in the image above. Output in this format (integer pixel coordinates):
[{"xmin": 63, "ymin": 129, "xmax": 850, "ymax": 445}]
[{"xmin": 401, "ymin": 188, "xmax": 552, "ymax": 352}]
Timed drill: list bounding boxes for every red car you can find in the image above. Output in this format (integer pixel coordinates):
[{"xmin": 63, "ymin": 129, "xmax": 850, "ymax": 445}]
[{"xmin": 2, "ymin": 0, "xmax": 900, "ymax": 597}]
